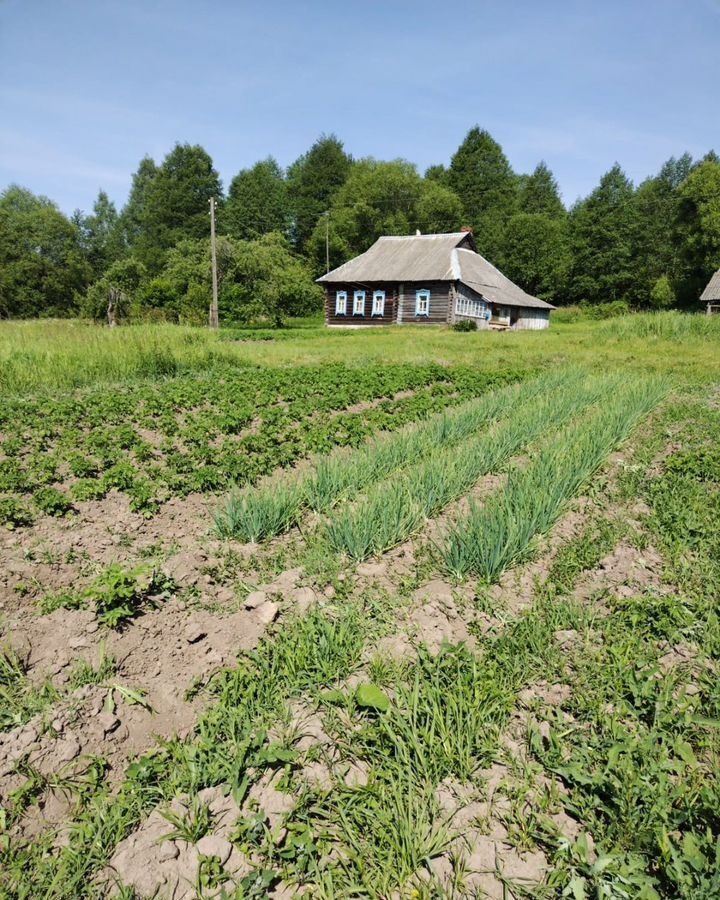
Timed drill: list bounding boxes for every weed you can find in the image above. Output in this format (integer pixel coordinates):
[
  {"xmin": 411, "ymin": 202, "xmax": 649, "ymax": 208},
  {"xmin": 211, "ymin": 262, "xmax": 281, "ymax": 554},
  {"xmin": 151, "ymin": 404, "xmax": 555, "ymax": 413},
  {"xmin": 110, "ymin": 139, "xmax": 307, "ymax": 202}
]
[
  {"xmin": 0, "ymin": 644, "xmax": 58, "ymax": 732},
  {"xmin": 84, "ymin": 564, "xmax": 176, "ymax": 628},
  {"xmin": 160, "ymin": 795, "xmax": 212, "ymax": 843},
  {"xmin": 68, "ymin": 644, "xmax": 117, "ymax": 689}
]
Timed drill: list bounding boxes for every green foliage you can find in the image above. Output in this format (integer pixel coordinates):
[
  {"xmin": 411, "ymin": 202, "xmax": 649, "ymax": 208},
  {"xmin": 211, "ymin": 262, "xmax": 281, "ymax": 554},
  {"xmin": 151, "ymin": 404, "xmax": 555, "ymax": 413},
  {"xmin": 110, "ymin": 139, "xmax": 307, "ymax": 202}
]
[
  {"xmin": 225, "ymin": 232, "xmax": 322, "ymax": 324},
  {"xmin": 502, "ymin": 212, "xmax": 571, "ymax": 301},
  {"xmin": 75, "ymin": 190, "xmax": 124, "ymax": 278},
  {"xmin": 224, "ymin": 157, "xmax": 289, "ymax": 240},
  {"xmin": 146, "ymin": 232, "xmax": 322, "ymax": 325},
  {"xmin": 629, "ymin": 154, "xmax": 692, "ymax": 305},
  {"xmin": 355, "ymin": 683, "xmax": 389, "ymax": 712},
  {"xmin": 160, "ymin": 796, "xmax": 212, "ymax": 843},
  {"xmin": 569, "ymin": 164, "xmax": 638, "ymax": 305},
  {"xmin": 308, "ymin": 159, "xmax": 463, "ymax": 271},
  {"xmin": 452, "ymin": 318, "xmax": 477, "ymax": 332},
  {"xmin": 119, "ymin": 156, "xmax": 158, "ymax": 250},
  {"xmin": 447, "ymin": 126, "xmax": 518, "ymax": 259},
  {"xmin": 650, "ymin": 274, "xmax": 676, "ymax": 309},
  {"xmin": 215, "ymin": 371, "xmax": 526, "ymax": 542},
  {"xmin": 665, "ymin": 446, "xmax": 720, "ymax": 482},
  {"xmin": 0, "ymin": 185, "xmax": 91, "ymax": 318},
  {"xmin": 0, "ymin": 496, "xmax": 34, "ymax": 530},
  {"xmin": 441, "ymin": 377, "xmax": 666, "ymax": 580},
  {"xmin": 132, "ymin": 143, "xmax": 222, "ymax": 273},
  {"xmin": 0, "ymin": 644, "xmax": 58, "ymax": 732},
  {"xmin": 84, "ymin": 564, "xmax": 175, "ymax": 628},
  {"xmin": 81, "ymin": 257, "xmax": 146, "ymax": 321},
  {"xmin": 677, "ymin": 157, "xmax": 720, "ymax": 301},
  {"xmin": 286, "ymin": 134, "xmax": 352, "ymax": 251},
  {"xmin": 33, "ymin": 486, "xmax": 73, "ymax": 517},
  {"xmin": 519, "ymin": 161, "xmax": 566, "ymax": 218},
  {"xmin": 325, "ymin": 371, "xmax": 602, "ymax": 561}
]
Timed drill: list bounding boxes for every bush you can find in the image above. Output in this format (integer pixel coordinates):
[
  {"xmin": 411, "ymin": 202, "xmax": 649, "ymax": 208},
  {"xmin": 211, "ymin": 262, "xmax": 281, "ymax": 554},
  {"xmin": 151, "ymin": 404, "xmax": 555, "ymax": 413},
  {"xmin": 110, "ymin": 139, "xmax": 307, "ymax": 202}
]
[
  {"xmin": 452, "ymin": 319, "xmax": 478, "ymax": 332},
  {"xmin": 552, "ymin": 300, "xmax": 630, "ymax": 324}
]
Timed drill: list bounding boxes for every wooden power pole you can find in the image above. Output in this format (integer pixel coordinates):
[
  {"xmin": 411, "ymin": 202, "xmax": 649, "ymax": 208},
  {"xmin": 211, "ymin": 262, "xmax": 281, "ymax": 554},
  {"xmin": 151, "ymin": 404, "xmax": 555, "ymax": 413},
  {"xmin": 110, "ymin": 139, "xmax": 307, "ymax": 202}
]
[
  {"xmin": 324, "ymin": 210, "xmax": 330, "ymax": 274},
  {"xmin": 209, "ymin": 197, "xmax": 219, "ymax": 329}
]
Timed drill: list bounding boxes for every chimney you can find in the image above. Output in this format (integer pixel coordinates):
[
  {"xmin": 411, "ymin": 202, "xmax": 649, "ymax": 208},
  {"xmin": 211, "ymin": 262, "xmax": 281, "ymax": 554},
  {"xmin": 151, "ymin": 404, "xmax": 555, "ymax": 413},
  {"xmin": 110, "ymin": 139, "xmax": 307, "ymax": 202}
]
[
  {"xmin": 460, "ymin": 226, "xmax": 473, "ymax": 233},
  {"xmin": 416, "ymin": 229, "xmax": 421, "ymax": 236}
]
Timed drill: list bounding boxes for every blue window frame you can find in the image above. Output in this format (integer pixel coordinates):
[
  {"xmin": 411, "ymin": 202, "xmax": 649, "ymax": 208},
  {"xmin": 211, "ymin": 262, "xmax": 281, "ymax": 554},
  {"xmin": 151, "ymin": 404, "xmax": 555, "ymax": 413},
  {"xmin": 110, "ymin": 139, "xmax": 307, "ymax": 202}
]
[
  {"xmin": 372, "ymin": 290, "xmax": 386, "ymax": 316},
  {"xmin": 415, "ymin": 289, "xmax": 430, "ymax": 317},
  {"xmin": 335, "ymin": 291, "xmax": 347, "ymax": 315},
  {"xmin": 353, "ymin": 290, "xmax": 366, "ymax": 315}
]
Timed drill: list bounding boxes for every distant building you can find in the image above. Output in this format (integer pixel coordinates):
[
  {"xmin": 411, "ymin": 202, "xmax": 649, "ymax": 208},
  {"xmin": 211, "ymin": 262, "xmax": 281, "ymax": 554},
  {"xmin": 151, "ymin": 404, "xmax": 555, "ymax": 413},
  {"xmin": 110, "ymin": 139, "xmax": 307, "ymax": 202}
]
[
  {"xmin": 317, "ymin": 231, "xmax": 554, "ymax": 330},
  {"xmin": 700, "ymin": 269, "xmax": 720, "ymax": 315}
]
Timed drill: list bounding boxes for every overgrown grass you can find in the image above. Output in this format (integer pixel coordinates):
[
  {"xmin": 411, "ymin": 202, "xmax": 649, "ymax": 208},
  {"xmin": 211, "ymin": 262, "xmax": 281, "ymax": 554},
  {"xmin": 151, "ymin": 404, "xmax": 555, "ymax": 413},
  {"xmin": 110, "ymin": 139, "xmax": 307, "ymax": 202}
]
[
  {"xmin": 440, "ymin": 377, "xmax": 667, "ymax": 581},
  {"xmin": 2, "ymin": 312, "xmax": 719, "ymax": 396},
  {"xmin": 600, "ymin": 310, "xmax": 720, "ymax": 341}
]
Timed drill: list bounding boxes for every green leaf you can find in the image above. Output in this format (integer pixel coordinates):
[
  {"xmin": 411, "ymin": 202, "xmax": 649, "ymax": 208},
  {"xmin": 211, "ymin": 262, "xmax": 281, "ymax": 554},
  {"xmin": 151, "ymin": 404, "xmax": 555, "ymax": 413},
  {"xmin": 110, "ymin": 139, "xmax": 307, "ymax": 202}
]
[
  {"xmin": 681, "ymin": 832, "xmax": 707, "ymax": 871},
  {"xmin": 103, "ymin": 688, "xmax": 116, "ymax": 715},
  {"xmin": 355, "ymin": 683, "xmax": 389, "ymax": 712},
  {"xmin": 320, "ymin": 689, "xmax": 346, "ymax": 705}
]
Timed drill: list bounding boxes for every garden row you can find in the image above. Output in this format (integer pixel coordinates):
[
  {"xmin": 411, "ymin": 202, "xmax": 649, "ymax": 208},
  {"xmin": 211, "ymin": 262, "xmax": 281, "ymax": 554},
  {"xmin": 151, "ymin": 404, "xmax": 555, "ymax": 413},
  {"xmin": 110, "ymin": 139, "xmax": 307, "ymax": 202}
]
[
  {"xmin": 0, "ymin": 363, "xmax": 525, "ymax": 527},
  {"xmin": 216, "ymin": 371, "xmax": 666, "ymax": 580}
]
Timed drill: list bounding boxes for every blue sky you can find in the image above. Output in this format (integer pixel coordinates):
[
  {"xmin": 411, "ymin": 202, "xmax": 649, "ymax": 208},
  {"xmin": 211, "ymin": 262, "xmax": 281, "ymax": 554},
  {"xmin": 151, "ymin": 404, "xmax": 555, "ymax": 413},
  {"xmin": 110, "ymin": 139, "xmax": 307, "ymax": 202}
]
[{"xmin": 1, "ymin": 0, "xmax": 718, "ymax": 215}]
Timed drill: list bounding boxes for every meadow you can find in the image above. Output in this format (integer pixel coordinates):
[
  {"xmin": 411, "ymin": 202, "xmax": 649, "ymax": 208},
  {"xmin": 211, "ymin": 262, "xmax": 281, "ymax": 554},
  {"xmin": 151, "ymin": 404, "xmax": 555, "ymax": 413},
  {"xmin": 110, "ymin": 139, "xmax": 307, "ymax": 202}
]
[{"xmin": 0, "ymin": 312, "xmax": 718, "ymax": 898}]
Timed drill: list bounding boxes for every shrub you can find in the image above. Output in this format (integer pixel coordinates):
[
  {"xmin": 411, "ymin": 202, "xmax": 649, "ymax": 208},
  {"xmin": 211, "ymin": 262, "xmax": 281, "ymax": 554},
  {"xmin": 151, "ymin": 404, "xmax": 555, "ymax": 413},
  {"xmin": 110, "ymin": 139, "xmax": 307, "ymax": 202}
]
[{"xmin": 452, "ymin": 319, "xmax": 477, "ymax": 332}]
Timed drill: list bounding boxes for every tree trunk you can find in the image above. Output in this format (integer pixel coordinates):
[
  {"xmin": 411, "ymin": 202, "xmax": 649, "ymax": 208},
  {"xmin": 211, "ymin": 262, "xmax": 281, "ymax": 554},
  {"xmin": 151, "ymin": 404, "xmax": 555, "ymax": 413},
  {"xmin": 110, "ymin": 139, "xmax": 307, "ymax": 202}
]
[{"xmin": 107, "ymin": 287, "xmax": 121, "ymax": 327}]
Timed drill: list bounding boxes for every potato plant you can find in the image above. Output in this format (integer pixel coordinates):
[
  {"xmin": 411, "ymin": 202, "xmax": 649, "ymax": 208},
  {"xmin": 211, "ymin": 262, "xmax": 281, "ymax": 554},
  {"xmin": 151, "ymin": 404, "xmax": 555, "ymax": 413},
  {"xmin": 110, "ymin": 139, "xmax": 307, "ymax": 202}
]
[{"xmin": 0, "ymin": 363, "xmax": 525, "ymax": 527}]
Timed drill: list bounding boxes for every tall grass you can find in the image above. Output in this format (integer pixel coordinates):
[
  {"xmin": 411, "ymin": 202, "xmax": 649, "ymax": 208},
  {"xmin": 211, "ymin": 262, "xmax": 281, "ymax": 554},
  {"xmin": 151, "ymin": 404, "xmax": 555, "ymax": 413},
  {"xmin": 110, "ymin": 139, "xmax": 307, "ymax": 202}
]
[
  {"xmin": 439, "ymin": 377, "xmax": 667, "ymax": 581},
  {"xmin": 214, "ymin": 373, "xmax": 553, "ymax": 541},
  {"xmin": 0, "ymin": 321, "xmax": 237, "ymax": 395},
  {"xmin": 600, "ymin": 311, "xmax": 720, "ymax": 341},
  {"xmin": 324, "ymin": 371, "xmax": 619, "ymax": 561}
]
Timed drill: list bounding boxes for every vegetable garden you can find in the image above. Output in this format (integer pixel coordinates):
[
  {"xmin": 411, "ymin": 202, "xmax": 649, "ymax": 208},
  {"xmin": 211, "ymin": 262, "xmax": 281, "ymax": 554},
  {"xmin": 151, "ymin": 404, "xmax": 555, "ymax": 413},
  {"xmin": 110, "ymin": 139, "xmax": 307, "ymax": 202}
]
[{"xmin": 1, "ymin": 318, "xmax": 718, "ymax": 899}]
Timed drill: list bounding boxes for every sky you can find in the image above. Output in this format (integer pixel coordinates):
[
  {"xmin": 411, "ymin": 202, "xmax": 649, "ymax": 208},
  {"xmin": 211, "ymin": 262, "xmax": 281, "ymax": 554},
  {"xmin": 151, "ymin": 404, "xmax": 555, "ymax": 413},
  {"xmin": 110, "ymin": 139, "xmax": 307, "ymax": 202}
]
[{"xmin": 1, "ymin": 0, "xmax": 718, "ymax": 215}]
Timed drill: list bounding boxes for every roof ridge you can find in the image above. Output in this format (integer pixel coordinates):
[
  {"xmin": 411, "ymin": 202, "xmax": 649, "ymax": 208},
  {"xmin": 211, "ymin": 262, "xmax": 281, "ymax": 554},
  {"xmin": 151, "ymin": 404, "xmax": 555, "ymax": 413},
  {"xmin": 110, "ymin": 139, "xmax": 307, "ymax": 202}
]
[{"xmin": 378, "ymin": 232, "xmax": 466, "ymax": 241}]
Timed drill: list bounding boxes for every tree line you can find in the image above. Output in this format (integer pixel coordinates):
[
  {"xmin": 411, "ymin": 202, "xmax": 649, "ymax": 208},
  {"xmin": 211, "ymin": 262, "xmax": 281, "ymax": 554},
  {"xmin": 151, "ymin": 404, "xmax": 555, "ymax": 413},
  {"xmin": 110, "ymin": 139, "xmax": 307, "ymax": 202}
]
[{"xmin": 1, "ymin": 128, "xmax": 718, "ymax": 323}]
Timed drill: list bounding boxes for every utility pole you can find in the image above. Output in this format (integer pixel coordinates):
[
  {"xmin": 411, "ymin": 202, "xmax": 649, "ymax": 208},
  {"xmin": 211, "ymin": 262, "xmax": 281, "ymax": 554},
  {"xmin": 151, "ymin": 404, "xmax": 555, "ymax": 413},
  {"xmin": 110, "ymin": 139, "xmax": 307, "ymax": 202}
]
[
  {"xmin": 209, "ymin": 197, "xmax": 219, "ymax": 329},
  {"xmin": 324, "ymin": 210, "xmax": 330, "ymax": 274}
]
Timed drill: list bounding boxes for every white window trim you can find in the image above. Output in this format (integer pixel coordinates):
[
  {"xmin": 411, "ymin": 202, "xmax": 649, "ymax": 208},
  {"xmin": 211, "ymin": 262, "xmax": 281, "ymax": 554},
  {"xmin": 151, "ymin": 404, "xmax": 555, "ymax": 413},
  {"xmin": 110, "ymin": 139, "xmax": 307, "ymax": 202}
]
[
  {"xmin": 415, "ymin": 289, "xmax": 431, "ymax": 317},
  {"xmin": 372, "ymin": 290, "xmax": 386, "ymax": 317},
  {"xmin": 454, "ymin": 295, "xmax": 488, "ymax": 320},
  {"xmin": 353, "ymin": 290, "xmax": 366, "ymax": 315},
  {"xmin": 335, "ymin": 290, "xmax": 347, "ymax": 316}
]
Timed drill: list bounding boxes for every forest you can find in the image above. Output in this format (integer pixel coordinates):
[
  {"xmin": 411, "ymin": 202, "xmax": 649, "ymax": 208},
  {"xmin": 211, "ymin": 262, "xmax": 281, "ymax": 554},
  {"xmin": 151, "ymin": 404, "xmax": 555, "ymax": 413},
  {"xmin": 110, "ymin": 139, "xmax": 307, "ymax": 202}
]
[{"xmin": 0, "ymin": 127, "xmax": 719, "ymax": 324}]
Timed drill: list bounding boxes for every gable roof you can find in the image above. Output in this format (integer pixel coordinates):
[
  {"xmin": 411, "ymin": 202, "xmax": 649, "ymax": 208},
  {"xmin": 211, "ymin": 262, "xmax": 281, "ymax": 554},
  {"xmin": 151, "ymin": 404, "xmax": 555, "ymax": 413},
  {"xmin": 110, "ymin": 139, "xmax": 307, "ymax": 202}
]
[
  {"xmin": 454, "ymin": 248, "xmax": 554, "ymax": 310},
  {"xmin": 317, "ymin": 232, "xmax": 554, "ymax": 310},
  {"xmin": 701, "ymin": 269, "xmax": 720, "ymax": 301},
  {"xmin": 317, "ymin": 232, "xmax": 472, "ymax": 283}
]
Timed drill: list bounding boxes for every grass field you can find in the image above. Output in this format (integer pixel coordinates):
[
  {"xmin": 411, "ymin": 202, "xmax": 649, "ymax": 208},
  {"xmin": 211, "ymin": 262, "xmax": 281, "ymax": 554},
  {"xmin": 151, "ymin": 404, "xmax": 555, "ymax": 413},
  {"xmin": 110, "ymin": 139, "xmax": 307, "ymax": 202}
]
[{"xmin": 0, "ymin": 313, "xmax": 718, "ymax": 898}]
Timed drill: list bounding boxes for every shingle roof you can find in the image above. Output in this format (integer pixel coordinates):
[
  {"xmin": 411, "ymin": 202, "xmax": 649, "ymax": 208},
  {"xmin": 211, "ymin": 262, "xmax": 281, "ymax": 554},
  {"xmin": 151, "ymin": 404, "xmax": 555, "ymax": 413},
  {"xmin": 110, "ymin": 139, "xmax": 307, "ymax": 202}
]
[
  {"xmin": 454, "ymin": 249, "xmax": 554, "ymax": 310},
  {"xmin": 700, "ymin": 269, "xmax": 720, "ymax": 302},
  {"xmin": 317, "ymin": 232, "xmax": 555, "ymax": 310},
  {"xmin": 317, "ymin": 233, "xmax": 469, "ymax": 283}
]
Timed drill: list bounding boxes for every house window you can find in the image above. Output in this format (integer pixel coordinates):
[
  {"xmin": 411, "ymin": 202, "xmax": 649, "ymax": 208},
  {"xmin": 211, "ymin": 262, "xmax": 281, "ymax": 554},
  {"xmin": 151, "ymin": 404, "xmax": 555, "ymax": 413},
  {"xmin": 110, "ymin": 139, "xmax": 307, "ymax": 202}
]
[
  {"xmin": 455, "ymin": 295, "xmax": 487, "ymax": 319},
  {"xmin": 372, "ymin": 290, "xmax": 385, "ymax": 316},
  {"xmin": 353, "ymin": 290, "xmax": 366, "ymax": 315},
  {"xmin": 335, "ymin": 291, "xmax": 347, "ymax": 315},
  {"xmin": 415, "ymin": 289, "xmax": 431, "ymax": 317}
]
